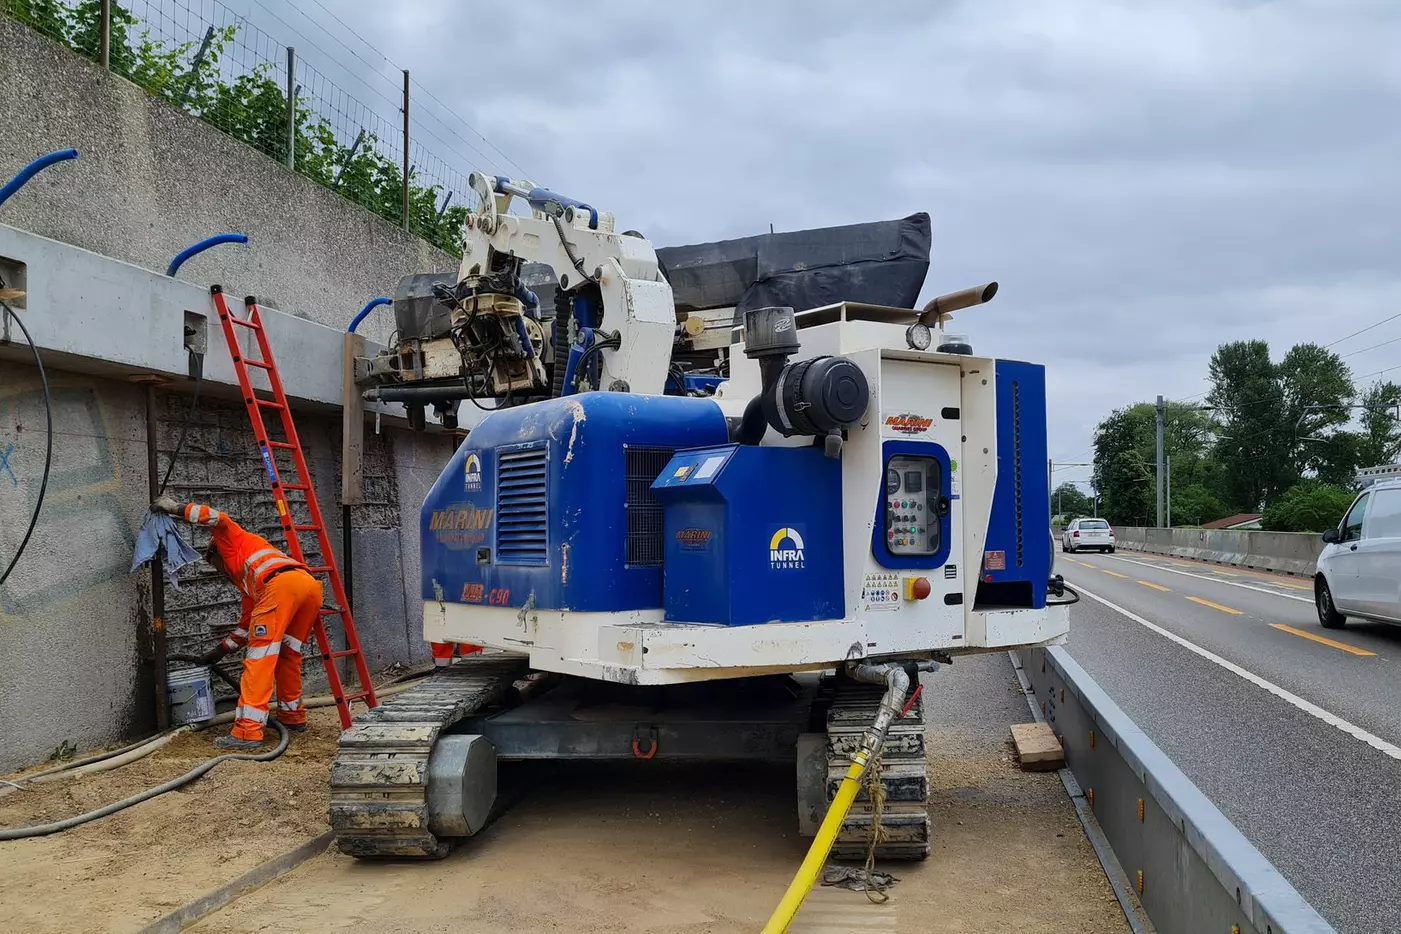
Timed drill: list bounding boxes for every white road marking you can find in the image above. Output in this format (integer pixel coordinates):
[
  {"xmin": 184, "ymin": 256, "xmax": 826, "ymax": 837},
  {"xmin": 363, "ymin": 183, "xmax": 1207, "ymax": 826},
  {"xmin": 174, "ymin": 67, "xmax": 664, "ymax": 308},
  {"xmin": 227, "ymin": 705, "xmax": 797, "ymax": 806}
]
[
  {"xmin": 1072, "ymin": 582, "xmax": 1401, "ymax": 762},
  {"xmin": 1099, "ymin": 554, "xmax": 1313, "ymax": 605}
]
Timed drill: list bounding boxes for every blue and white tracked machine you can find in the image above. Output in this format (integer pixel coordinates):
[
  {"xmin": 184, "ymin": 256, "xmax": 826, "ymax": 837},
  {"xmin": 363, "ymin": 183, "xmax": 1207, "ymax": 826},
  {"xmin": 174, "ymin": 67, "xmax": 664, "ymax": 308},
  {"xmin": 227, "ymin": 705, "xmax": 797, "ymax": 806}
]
[{"xmin": 331, "ymin": 177, "xmax": 1070, "ymax": 862}]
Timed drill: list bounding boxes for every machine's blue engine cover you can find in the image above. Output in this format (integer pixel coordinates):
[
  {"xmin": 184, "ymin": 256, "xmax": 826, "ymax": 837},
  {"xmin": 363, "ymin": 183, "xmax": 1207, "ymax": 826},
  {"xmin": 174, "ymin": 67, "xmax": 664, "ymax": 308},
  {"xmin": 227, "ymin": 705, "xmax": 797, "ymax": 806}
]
[
  {"xmin": 420, "ymin": 394, "xmax": 729, "ymax": 612},
  {"xmin": 652, "ymin": 444, "xmax": 845, "ymax": 625},
  {"xmin": 978, "ymin": 360, "xmax": 1053, "ymax": 609}
]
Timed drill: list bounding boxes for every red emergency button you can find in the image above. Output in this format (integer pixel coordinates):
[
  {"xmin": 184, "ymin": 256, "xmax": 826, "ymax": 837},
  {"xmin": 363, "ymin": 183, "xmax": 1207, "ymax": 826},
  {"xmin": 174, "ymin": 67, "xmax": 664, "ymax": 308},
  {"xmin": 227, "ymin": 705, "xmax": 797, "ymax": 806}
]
[{"xmin": 904, "ymin": 577, "xmax": 932, "ymax": 601}]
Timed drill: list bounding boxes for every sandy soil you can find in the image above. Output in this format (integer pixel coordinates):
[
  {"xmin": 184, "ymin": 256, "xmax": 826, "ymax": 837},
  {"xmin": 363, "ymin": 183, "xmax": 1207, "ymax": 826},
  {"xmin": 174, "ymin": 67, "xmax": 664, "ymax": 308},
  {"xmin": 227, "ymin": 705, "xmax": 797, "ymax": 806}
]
[
  {"xmin": 0, "ymin": 656, "xmax": 1128, "ymax": 934},
  {"xmin": 0, "ymin": 707, "xmax": 341, "ymax": 934},
  {"xmin": 191, "ymin": 658, "xmax": 1126, "ymax": 934}
]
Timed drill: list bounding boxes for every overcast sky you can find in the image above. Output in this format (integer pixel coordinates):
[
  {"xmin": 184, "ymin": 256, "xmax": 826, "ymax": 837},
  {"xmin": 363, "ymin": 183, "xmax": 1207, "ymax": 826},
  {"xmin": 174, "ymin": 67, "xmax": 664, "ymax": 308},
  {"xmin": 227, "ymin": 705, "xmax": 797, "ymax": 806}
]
[{"xmin": 254, "ymin": 0, "xmax": 1401, "ymax": 490}]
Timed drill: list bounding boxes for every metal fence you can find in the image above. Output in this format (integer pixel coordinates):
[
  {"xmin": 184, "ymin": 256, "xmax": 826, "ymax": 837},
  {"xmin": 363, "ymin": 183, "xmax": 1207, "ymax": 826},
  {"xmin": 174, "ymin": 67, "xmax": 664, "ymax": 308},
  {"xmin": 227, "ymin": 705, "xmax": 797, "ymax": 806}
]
[
  {"xmin": 2, "ymin": 0, "xmax": 526, "ymax": 257},
  {"xmin": 1016, "ymin": 646, "xmax": 1336, "ymax": 934}
]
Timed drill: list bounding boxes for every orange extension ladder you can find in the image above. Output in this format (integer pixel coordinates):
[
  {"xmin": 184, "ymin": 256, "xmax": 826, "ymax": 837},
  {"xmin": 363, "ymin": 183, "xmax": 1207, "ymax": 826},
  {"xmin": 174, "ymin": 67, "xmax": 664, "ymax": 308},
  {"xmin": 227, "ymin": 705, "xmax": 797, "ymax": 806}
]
[{"xmin": 210, "ymin": 285, "xmax": 377, "ymax": 729}]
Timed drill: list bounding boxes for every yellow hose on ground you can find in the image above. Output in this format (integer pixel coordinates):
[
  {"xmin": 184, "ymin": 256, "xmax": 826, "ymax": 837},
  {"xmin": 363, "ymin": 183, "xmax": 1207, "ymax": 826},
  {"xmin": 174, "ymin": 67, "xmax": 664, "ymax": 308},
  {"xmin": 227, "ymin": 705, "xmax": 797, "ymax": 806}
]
[{"xmin": 760, "ymin": 748, "xmax": 871, "ymax": 934}]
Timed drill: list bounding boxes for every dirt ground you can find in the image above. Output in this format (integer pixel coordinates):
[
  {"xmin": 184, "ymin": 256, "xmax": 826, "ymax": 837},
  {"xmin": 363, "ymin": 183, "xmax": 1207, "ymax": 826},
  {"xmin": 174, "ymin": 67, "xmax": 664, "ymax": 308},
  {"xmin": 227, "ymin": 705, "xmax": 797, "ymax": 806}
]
[
  {"xmin": 0, "ymin": 707, "xmax": 342, "ymax": 934},
  {"xmin": 0, "ymin": 656, "xmax": 1128, "ymax": 934}
]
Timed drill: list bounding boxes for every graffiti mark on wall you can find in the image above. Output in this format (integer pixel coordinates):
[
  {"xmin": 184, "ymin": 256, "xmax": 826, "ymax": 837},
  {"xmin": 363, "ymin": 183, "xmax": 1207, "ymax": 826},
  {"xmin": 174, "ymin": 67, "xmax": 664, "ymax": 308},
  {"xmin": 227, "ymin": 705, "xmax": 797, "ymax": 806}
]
[{"xmin": 0, "ymin": 381, "xmax": 135, "ymax": 619}]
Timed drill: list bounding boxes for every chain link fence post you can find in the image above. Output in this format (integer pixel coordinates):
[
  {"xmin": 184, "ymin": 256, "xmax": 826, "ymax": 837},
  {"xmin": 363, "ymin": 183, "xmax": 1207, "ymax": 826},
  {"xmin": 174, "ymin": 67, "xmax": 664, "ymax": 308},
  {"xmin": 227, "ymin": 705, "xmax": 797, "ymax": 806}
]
[
  {"xmin": 401, "ymin": 70, "xmax": 411, "ymax": 231},
  {"xmin": 285, "ymin": 46, "xmax": 296, "ymax": 170},
  {"xmin": 99, "ymin": 0, "xmax": 111, "ymax": 69}
]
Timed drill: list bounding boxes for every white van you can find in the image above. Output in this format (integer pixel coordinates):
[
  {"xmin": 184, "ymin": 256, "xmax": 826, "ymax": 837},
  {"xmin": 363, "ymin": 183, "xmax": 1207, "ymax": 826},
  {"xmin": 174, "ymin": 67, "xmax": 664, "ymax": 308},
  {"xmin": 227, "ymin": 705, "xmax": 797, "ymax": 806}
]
[{"xmin": 1316, "ymin": 478, "xmax": 1401, "ymax": 628}]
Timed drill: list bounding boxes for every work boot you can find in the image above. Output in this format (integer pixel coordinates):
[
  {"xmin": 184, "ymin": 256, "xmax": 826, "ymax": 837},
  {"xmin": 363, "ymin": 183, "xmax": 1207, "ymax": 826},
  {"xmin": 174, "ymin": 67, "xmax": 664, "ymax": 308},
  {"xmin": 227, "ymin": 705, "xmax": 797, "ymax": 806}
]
[
  {"xmin": 278, "ymin": 721, "xmax": 308, "ymax": 733},
  {"xmin": 214, "ymin": 734, "xmax": 264, "ymax": 751}
]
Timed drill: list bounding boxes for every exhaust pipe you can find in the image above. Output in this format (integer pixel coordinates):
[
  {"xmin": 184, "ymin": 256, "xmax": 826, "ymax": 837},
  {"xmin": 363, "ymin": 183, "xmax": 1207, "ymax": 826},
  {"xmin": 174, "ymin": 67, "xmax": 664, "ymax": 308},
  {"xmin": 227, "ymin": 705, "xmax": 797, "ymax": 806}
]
[{"xmin": 919, "ymin": 281, "xmax": 998, "ymax": 326}]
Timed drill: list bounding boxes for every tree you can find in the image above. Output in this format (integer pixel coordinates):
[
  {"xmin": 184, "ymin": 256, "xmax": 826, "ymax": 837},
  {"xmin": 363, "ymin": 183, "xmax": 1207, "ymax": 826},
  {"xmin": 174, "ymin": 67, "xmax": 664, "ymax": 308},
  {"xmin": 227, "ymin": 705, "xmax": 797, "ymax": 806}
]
[
  {"xmin": 7, "ymin": 1, "xmax": 470, "ymax": 257},
  {"xmin": 1168, "ymin": 483, "xmax": 1228, "ymax": 527},
  {"xmin": 1093, "ymin": 400, "xmax": 1220, "ymax": 526},
  {"xmin": 1052, "ymin": 483, "xmax": 1093, "ymax": 520},
  {"xmin": 1260, "ymin": 481, "xmax": 1357, "ymax": 533},
  {"xmin": 1354, "ymin": 381, "xmax": 1401, "ymax": 469}
]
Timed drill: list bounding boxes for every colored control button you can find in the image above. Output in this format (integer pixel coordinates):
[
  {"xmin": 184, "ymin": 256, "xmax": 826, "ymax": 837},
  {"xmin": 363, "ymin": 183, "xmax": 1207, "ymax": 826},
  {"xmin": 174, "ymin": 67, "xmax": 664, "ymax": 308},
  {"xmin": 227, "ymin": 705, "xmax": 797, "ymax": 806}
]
[{"xmin": 904, "ymin": 576, "xmax": 932, "ymax": 600}]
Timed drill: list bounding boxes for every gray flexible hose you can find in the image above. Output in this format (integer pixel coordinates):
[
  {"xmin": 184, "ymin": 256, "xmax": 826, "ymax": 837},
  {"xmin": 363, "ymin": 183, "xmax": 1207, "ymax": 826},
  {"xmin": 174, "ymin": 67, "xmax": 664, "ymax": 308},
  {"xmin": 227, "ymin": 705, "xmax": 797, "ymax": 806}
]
[{"xmin": 0, "ymin": 720, "xmax": 290, "ymax": 841}]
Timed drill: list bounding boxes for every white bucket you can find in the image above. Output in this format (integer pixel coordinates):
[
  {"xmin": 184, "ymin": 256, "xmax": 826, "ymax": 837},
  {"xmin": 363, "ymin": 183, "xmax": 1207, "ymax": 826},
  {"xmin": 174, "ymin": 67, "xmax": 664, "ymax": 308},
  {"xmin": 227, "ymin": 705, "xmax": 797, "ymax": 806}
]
[{"xmin": 168, "ymin": 666, "xmax": 215, "ymax": 724}]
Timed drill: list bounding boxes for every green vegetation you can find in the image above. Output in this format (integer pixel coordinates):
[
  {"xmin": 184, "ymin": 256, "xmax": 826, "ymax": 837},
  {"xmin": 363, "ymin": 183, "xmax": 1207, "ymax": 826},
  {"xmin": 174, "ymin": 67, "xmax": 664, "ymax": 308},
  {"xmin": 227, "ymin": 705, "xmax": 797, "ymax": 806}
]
[
  {"xmin": 4, "ymin": 0, "xmax": 469, "ymax": 255},
  {"xmin": 1091, "ymin": 338, "xmax": 1398, "ymax": 529}
]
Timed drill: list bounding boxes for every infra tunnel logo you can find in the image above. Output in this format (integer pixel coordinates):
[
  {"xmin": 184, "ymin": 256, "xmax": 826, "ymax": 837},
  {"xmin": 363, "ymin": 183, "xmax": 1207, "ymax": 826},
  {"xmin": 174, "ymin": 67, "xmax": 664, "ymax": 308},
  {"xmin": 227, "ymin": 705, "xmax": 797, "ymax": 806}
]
[
  {"xmin": 464, "ymin": 453, "xmax": 482, "ymax": 492},
  {"xmin": 769, "ymin": 527, "xmax": 806, "ymax": 570}
]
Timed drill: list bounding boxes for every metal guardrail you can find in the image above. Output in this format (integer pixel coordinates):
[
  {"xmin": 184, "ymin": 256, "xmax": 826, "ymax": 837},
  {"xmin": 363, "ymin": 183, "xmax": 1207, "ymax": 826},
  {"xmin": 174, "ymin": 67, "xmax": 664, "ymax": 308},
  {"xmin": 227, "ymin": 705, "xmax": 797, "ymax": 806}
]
[{"xmin": 1015, "ymin": 645, "xmax": 1336, "ymax": 934}]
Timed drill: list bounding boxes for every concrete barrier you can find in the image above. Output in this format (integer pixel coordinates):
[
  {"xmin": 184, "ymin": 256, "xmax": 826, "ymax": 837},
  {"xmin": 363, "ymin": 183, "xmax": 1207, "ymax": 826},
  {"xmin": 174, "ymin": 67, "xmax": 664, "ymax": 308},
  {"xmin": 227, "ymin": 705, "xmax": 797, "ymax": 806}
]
[{"xmin": 1112, "ymin": 527, "xmax": 1320, "ymax": 578}]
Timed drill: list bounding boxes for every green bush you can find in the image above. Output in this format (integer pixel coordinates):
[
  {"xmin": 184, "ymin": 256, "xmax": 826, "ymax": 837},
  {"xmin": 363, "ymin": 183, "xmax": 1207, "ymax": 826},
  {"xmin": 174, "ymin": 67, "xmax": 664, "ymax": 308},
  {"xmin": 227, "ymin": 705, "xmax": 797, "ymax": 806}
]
[
  {"xmin": 1261, "ymin": 482, "xmax": 1357, "ymax": 533},
  {"xmin": 5, "ymin": 0, "xmax": 469, "ymax": 256}
]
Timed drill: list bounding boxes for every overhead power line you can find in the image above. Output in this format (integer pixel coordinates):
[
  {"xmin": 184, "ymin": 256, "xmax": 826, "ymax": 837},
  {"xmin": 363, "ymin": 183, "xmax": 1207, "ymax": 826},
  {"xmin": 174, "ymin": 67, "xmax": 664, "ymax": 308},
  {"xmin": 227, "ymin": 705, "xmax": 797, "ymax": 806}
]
[{"xmin": 1327, "ymin": 311, "xmax": 1401, "ymax": 349}]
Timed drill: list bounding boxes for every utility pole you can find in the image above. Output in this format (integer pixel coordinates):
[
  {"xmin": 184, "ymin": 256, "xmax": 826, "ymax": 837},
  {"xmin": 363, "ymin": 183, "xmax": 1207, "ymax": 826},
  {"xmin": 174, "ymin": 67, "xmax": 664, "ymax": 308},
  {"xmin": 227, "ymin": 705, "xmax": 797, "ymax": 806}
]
[
  {"xmin": 1166, "ymin": 455, "xmax": 1172, "ymax": 528},
  {"xmin": 1155, "ymin": 395, "xmax": 1165, "ymax": 527}
]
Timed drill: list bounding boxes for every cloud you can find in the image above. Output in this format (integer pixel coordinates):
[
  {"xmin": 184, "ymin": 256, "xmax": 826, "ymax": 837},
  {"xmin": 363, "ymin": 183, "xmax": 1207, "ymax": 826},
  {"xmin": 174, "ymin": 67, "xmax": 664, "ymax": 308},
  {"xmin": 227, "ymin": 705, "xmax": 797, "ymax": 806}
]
[{"xmin": 274, "ymin": 0, "xmax": 1401, "ymax": 487}]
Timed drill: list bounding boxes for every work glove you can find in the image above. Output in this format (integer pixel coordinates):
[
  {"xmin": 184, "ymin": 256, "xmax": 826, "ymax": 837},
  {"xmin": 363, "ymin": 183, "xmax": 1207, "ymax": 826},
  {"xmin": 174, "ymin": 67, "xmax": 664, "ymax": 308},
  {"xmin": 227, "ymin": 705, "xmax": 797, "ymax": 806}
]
[{"xmin": 152, "ymin": 495, "xmax": 181, "ymax": 516}]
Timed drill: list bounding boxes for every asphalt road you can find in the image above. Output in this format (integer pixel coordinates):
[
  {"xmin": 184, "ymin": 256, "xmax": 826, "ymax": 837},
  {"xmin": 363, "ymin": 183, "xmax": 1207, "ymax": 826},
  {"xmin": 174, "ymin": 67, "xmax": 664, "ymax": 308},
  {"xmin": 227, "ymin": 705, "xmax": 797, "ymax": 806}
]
[{"xmin": 1058, "ymin": 547, "xmax": 1401, "ymax": 934}]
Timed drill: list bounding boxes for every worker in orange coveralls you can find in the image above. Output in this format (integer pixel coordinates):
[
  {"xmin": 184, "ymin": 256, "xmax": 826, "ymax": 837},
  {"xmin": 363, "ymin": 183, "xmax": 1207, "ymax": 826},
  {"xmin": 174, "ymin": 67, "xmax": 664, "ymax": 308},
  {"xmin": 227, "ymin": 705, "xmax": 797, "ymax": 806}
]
[
  {"xmin": 430, "ymin": 640, "xmax": 483, "ymax": 667},
  {"xmin": 153, "ymin": 495, "xmax": 322, "ymax": 750}
]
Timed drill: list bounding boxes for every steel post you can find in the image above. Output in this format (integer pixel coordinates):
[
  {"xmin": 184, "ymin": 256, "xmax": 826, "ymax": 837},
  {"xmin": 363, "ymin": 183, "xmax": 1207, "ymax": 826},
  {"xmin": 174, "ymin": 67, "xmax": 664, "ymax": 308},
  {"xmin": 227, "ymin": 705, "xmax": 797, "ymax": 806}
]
[
  {"xmin": 144, "ymin": 384, "xmax": 170, "ymax": 730},
  {"xmin": 285, "ymin": 47, "xmax": 296, "ymax": 170},
  {"xmin": 401, "ymin": 70, "xmax": 411, "ymax": 231},
  {"xmin": 99, "ymin": 0, "xmax": 111, "ymax": 70},
  {"xmin": 1155, "ymin": 395, "xmax": 1165, "ymax": 527}
]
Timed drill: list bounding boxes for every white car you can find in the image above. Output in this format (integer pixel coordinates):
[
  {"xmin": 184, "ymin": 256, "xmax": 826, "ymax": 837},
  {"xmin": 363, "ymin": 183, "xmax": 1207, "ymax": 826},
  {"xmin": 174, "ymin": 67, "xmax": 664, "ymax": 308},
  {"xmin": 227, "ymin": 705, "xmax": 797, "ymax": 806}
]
[
  {"xmin": 1316, "ymin": 479, "xmax": 1401, "ymax": 629},
  {"xmin": 1062, "ymin": 518, "xmax": 1115, "ymax": 553}
]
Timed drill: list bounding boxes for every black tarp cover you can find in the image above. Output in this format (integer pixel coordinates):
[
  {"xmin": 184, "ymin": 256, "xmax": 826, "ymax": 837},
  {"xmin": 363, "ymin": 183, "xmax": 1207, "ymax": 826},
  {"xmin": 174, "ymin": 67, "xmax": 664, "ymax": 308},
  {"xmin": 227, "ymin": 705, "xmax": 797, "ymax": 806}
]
[{"xmin": 520, "ymin": 213, "xmax": 931, "ymax": 318}]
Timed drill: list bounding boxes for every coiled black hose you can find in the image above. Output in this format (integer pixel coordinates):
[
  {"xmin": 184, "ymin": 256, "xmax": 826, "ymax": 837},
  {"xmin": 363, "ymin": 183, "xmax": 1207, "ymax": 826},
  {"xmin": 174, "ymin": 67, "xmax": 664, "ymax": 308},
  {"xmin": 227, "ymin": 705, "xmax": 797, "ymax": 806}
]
[
  {"xmin": 0, "ymin": 300, "xmax": 52, "ymax": 590},
  {"xmin": 0, "ymin": 655, "xmax": 288, "ymax": 841}
]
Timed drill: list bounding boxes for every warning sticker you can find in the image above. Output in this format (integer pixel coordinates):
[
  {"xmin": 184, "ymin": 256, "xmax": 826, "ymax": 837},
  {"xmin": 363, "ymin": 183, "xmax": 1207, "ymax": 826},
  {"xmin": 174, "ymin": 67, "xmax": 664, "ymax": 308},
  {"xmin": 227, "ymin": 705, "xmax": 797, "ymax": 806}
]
[
  {"xmin": 860, "ymin": 572, "xmax": 901, "ymax": 613},
  {"xmin": 984, "ymin": 550, "xmax": 1006, "ymax": 571}
]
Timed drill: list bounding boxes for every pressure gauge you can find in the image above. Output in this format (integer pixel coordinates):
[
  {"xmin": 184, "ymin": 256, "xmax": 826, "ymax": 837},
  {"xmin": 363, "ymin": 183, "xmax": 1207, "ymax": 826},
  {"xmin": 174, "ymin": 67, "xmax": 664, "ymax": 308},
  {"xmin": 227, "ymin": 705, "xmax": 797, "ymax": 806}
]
[{"xmin": 905, "ymin": 323, "xmax": 932, "ymax": 351}]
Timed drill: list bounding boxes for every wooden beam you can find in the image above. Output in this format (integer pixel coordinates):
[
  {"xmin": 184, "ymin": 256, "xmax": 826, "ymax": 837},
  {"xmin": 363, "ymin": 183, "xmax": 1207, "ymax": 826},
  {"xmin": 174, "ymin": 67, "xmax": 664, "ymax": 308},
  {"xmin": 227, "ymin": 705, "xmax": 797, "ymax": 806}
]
[{"xmin": 341, "ymin": 331, "xmax": 366, "ymax": 505}]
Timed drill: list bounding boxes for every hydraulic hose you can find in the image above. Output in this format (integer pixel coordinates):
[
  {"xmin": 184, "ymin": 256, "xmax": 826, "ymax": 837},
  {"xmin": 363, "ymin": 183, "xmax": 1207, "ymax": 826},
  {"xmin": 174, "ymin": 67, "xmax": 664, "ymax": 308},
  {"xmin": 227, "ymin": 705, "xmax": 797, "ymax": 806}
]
[
  {"xmin": 347, "ymin": 296, "xmax": 391, "ymax": 334},
  {"xmin": 0, "ymin": 720, "xmax": 290, "ymax": 841},
  {"xmin": 0, "ymin": 148, "xmax": 78, "ymax": 208},
  {"xmin": 761, "ymin": 662, "xmax": 910, "ymax": 934},
  {"xmin": 165, "ymin": 233, "xmax": 248, "ymax": 278}
]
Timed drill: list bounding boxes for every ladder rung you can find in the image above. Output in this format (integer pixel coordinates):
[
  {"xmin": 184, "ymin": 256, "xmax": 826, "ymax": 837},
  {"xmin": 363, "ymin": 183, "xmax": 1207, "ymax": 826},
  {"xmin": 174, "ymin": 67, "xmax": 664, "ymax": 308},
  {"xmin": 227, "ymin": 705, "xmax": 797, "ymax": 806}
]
[
  {"xmin": 343, "ymin": 690, "xmax": 374, "ymax": 702},
  {"xmin": 293, "ymin": 523, "xmax": 321, "ymax": 532},
  {"xmin": 306, "ymin": 565, "xmax": 334, "ymax": 573},
  {"xmin": 243, "ymin": 359, "xmax": 272, "ymax": 369},
  {"xmin": 256, "ymin": 399, "xmax": 285, "ymax": 410},
  {"xmin": 229, "ymin": 317, "xmax": 261, "ymax": 329},
  {"xmin": 283, "ymin": 482, "xmax": 309, "ymax": 491},
  {"xmin": 319, "ymin": 606, "xmax": 343, "ymax": 615},
  {"xmin": 268, "ymin": 441, "xmax": 296, "ymax": 450},
  {"xmin": 320, "ymin": 649, "xmax": 360, "ymax": 660}
]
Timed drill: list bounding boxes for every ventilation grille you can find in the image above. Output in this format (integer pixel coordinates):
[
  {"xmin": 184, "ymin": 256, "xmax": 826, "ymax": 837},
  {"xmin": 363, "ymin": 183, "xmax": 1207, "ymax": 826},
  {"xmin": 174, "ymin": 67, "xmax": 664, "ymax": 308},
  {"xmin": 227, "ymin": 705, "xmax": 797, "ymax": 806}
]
[
  {"xmin": 1012, "ymin": 380, "xmax": 1024, "ymax": 567},
  {"xmin": 625, "ymin": 446, "xmax": 676, "ymax": 567},
  {"xmin": 497, "ymin": 445, "xmax": 549, "ymax": 565}
]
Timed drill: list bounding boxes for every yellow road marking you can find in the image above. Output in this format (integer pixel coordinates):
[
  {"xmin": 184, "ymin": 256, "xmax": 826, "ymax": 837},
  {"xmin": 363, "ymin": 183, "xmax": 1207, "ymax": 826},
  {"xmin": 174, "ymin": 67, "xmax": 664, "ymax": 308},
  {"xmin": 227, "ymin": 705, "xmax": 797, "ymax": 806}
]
[
  {"xmin": 1270, "ymin": 624, "xmax": 1376, "ymax": 657},
  {"xmin": 1073, "ymin": 560, "xmax": 1096, "ymax": 568},
  {"xmin": 1101, "ymin": 569, "xmax": 1130, "ymax": 579},
  {"xmin": 1187, "ymin": 596, "xmax": 1242, "ymax": 615},
  {"xmin": 1137, "ymin": 580, "xmax": 1171, "ymax": 592}
]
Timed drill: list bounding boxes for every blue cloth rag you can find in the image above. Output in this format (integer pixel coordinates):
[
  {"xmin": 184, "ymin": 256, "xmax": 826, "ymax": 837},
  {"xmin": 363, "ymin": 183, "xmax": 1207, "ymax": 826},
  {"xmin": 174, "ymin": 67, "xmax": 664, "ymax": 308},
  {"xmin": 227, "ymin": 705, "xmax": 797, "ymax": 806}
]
[{"xmin": 131, "ymin": 509, "xmax": 201, "ymax": 589}]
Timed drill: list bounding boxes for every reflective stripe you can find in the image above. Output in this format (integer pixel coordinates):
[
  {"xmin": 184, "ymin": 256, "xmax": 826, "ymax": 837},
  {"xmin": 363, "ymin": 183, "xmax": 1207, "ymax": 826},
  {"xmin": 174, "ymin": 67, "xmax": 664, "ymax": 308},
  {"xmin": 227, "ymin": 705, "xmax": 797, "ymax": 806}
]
[
  {"xmin": 282, "ymin": 633, "xmax": 304, "ymax": 653},
  {"xmin": 251, "ymin": 555, "xmax": 297, "ymax": 579},
  {"xmin": 235, "ymin": 705, "xmax": 269, "ymax": 724},
  {"xmin": 245, "ymin": 642, "xmax": 281, "ymax": 661},
  {"xmin": 281, "ymin": 698, "xmax": 302, "ymax": 711},
  {"xmin": 190, "ymin": 505, "xmax": 218, "ymax": 527},
  {"xmin": 231, "ymin": 627, "xmax": 248, "ymax": 639},
  {"xmin": 434, "ymin": 657, "xmax": 451, "ymax": 667},
  {"xmin": 220, "ymin": 638, "xmax": 239, "ymax": 651},
  {"xmin": 241, "ymin": 548, "xmax": 279, "ymax": 581}
]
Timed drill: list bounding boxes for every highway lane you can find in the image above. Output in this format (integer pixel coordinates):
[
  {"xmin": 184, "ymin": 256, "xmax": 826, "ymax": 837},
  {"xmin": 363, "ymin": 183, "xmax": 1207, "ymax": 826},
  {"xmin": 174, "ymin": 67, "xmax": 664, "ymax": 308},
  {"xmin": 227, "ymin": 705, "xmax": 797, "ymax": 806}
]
[{"xmin": 1057, "ymin": 548, "xmax": 1401, "ymax": 934}]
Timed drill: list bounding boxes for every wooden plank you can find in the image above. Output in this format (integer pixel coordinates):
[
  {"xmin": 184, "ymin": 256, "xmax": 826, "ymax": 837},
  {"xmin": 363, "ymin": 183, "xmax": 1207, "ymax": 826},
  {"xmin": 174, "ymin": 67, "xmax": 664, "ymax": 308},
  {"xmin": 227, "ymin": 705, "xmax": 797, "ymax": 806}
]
[
  {"xmin": 1011, "ymin": 722, "xmax": 1065, "ymax": 771},
  {"xmin": 341, "ymin": 331, "xmax": 366, "ymax": 505}
]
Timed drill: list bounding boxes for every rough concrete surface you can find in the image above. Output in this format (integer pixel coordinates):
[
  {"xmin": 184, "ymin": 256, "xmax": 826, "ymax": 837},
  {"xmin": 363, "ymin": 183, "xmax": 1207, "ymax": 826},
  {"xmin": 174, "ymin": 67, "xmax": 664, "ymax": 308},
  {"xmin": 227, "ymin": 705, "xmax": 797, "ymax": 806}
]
[
  {"xmin": 0, "ymin": 16, "xmax": 455, "ymax": 347},
  {"xmin": 0, "ymin": 359, "xmax": 452, "ymax": 770}
]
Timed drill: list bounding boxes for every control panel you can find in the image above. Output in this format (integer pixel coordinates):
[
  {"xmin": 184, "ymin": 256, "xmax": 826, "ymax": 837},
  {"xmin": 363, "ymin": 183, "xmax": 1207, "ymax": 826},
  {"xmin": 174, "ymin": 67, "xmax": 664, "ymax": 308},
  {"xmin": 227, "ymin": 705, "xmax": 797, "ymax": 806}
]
[{"xmin": 885, "ymin": 454, "xmax": 938, "ymax": 555}]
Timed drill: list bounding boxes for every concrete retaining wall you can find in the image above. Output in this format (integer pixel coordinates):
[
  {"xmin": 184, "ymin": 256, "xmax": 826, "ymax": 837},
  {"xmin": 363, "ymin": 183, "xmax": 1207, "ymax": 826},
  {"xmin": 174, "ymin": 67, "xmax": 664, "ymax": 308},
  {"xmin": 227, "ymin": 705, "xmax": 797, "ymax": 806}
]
[
  {"xmin": 0, "ymin": 19, "xmax": 462, "ymax": 770},
  {"xmin": 1114, "ymin": 527, "xmax": 1322, "ymax": 578}
]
